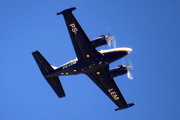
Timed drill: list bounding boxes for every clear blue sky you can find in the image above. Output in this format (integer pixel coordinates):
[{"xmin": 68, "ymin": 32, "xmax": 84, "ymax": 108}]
[{"xmin": 1, "ymin": 0, "xmax": 180, "ymax": 120}]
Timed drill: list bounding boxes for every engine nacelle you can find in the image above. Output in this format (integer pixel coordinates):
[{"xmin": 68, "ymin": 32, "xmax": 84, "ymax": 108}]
[
  {"xmin": 90, "ymin": 36, "xmax": 107, "ymax": 48},
  {"xmin": 110, "ymin": 66, "xmax": 127, "ymax": 78}
]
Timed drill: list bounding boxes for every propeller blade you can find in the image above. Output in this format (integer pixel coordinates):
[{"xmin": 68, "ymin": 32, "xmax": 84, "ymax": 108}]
[
  {"xmin": 126, "ymin": 65, "xmax": 133, "ymax": 80},
  {"xmin": 108, "ymin": 40, "xmax": 111, "ymax": 47},
  {"xmin": 108, "ymin": 32, "xmax": 111, "ymax": 37},
  {"xmin": 106, "ymin": 36, "xmax": 114, "ymax": 48},
  {"xmin": 127, "ymin": 70, "xmax": 133, "ymax": 80},
  {"xmin": 128, "ymin": 60, "xmax": 133, "ymax": 69},
  {"xmin": 112, "ymin": 38, "xmax": 116, "ymax": 48}
]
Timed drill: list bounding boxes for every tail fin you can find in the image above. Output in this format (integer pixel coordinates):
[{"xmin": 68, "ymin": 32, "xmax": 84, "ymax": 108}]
[{"xmin": 32, "ymin": 51, "xmax": 65, "ymax": 98}]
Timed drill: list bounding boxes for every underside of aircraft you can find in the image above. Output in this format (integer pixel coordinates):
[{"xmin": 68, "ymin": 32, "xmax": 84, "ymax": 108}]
[{"xmin": 32, "ymin": 7, "xmax": 134, "ymax": 111}]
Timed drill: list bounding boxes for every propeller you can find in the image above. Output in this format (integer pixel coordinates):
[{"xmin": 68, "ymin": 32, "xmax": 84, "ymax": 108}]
[
  {"xmin": 119, "ymin": 60, "xmax": 133, "ymax": 80},
  {"xmin": 126, "ymin": 66, "xmax": 133, "ymax": 80},
  {"xmin": 100, "ymin": 33, "xmax": 116, "ymax": 48},
  {"xmin": 126, "ymin": 60, "xmax": 133, "ymax": 80},
  {"xmin": 107, "ymin": 33, "xmax": 116, "ymax": 48}
]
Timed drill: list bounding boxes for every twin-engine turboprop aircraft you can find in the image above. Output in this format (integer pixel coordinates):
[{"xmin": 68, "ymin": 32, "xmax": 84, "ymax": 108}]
[{"xmin": 32, "ymin": 7, "xmax": 134, "ymax": 111}]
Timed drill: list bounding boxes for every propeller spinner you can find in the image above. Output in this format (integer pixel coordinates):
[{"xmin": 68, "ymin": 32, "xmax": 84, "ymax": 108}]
[
  {"xmin": 100, "ymin": 34, "xmax": 116, "ymax": 48},
  {"xmin": 126, "ymin": 66, "xmax": 133, "ymax": 80},
  {"xmin": 118, "ymin": 60, "xmax": 133, "ymax": 80}
]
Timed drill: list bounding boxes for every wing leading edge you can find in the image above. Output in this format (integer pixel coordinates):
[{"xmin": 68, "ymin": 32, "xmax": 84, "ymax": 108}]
[
  {"xmin": 57, "ymin": 7, "xmax": 102, "ymax": 62},
  {"xmin": 85, "ymin": 65, "xmax": 134, "ymax": 111}
]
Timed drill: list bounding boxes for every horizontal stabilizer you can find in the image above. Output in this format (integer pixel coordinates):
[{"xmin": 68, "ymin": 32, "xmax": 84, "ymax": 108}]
[
  {"xmin": 32, "ymin": 51, "xmax": 65, "ymax": 98},
  {"xmin": 32, "ymin": 51, "xmax": 53, "ymax": 76},
  {"xmin": 45, "ymin": 76, "xmax": 65, "ymax": 98}
]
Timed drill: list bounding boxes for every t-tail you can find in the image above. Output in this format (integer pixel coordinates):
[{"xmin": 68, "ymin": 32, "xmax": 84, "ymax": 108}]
[{"xmin": 32, "ymin": 51, "xmax": 65, "ymax": 98}]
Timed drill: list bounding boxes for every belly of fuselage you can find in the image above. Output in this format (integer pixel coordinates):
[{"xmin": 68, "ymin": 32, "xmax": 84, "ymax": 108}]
[
  {"xmin": 46, "ymin": 49, "xmax": 129, "ymax": 77},
  {"xmin": 59, "ymin": 51, "xmax": 128, "ymax": 75}
]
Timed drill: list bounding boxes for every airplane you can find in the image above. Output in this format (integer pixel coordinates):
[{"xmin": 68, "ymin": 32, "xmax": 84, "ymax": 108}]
[{"xmin": 32, "ymin": 7, "xmax": 135, "ymax": 111}]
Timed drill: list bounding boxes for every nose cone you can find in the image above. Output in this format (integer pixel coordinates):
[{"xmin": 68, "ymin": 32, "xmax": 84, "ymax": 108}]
[
  {"xmin": 126, "ymin": 48, "xmax": 132, "ymax": 54},
  {"xmin": 99, "ymin": 47, "xmax": 132, "ymax": 55},
  {"xmin": 126, "ymin": 66, "xmax": 132, "ymax": 70}
]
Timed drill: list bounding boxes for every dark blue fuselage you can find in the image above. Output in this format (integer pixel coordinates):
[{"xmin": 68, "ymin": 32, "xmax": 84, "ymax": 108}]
[{"xmin": 45, "ymin": 50, "xmax": 128, "ymax": 77}]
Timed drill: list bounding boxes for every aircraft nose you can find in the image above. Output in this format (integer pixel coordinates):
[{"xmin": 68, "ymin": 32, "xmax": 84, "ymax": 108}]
[{"xmin": 126, "ymin": 48, "xmax": 132, "ymax": 54}]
